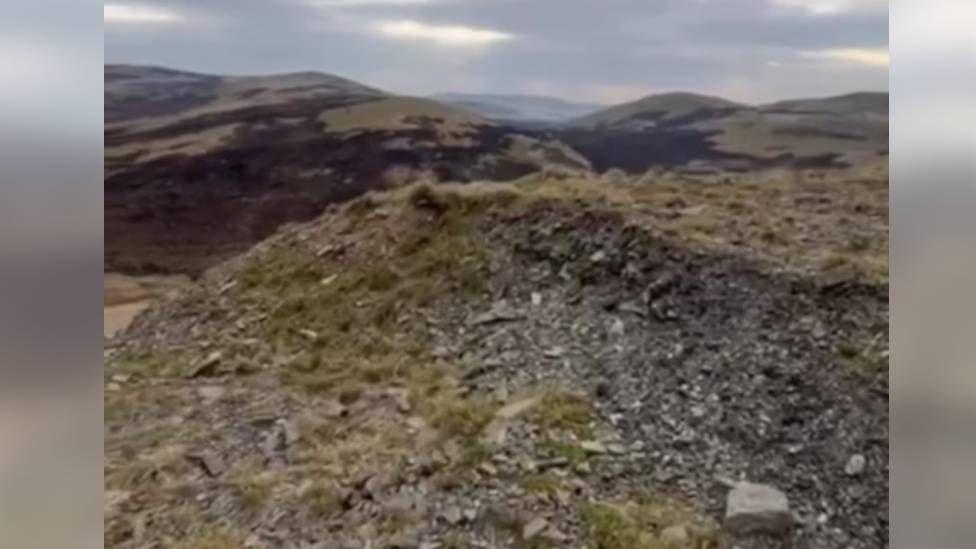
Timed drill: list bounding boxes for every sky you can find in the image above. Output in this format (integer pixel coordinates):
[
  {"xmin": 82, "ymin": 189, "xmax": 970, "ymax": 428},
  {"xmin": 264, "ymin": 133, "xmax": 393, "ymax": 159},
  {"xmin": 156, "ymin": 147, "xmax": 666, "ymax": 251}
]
[{"xmin": 105, "ymin": 0, "xmax": 889, "ymax": 105}]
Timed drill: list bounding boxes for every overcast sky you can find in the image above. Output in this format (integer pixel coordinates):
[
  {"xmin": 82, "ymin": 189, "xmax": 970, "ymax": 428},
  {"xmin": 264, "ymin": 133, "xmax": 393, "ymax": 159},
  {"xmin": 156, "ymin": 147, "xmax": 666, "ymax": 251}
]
[{"xmin": 105, "ymin": 0, "xmax": 888, "ymax": 104}]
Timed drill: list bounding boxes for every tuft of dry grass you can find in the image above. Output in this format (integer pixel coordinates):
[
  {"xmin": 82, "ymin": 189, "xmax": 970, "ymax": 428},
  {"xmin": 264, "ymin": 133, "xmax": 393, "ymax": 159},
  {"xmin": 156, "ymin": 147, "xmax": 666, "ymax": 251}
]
[
  {"xmin": 108, "ymin": 349, "xmax": 187, "ymax": 378},
  {"xmin": 583, "ymin": 503, "xmax": 661, "ymax": 549},
  {"xmin": 429, "ymin": 395, "xmax": 498, "ymax": 439},
  {"xmin": 512, "ymin": 172, "xmax": 888, "ymax": 284},
  {"xmin": 582, "ymin": 495, "xmax": 721, "ymax": 549},
  {"xmin": 228, "ymin": 461, "xmax": 276, "ymax": 511},
  {"xmin": 838, "ymin": 332, "xmax": 889, "ymax": 377},
  {"xmin": 301, "ymin": 480, "xmax": 346, "ymax": 518},
  {"xmin": 173, "ymin": 528, "xmax": 244, "ymax": 549},
  {"xmin": 531, "ymin": 388, "xmax": 593, "ymax": 437},
  {"xmin": 520, "ymin": 474, "xmax": 565, "ymax": 496}
]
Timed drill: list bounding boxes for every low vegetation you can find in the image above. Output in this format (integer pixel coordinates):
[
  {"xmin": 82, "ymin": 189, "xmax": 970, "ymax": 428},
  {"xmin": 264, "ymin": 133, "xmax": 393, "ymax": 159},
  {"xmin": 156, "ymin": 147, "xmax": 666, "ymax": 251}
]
[
  {"xmin": 582, "ymin": 495, "xmax": 720, "ymax": 549},
  {"xmin": 105, "ymin": 176, "xmax": 887, "ymax": 548},
  {"xmin": 301, "ymin": 480, "xmax": 346, "ymax": 519},
  {"xmin": 584, "ymin": 503, "xmax": 661, "ymax": 549},
  {"xmin": 228, "ymin": 461, "xmax": 276, "ymax": 511},
  {"xmin": 515, "ymin": 172, "xmax": 888, "ymax": 283},
  {"xmin": 531, "ymin": 388, "xmax": 594, "ymax": 436},
  {"xmin": 173, "ymin": 528, "xmax": 244, "ymax": 549}
]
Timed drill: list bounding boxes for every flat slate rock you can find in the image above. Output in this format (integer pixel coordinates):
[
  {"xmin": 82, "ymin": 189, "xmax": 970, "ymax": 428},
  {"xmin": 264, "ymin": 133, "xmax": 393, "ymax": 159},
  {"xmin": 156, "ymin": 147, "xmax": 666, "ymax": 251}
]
[{"xmin": 725, "ymin": 482, "xmax": 793, "ymax": 536}]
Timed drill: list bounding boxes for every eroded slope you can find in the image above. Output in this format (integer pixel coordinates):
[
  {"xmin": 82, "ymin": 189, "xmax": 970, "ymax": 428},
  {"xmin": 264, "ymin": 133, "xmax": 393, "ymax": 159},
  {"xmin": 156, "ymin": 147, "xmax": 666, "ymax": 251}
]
[{"xmin": 106, "ymin": 178, "xmax": 888, "ymax": 549}]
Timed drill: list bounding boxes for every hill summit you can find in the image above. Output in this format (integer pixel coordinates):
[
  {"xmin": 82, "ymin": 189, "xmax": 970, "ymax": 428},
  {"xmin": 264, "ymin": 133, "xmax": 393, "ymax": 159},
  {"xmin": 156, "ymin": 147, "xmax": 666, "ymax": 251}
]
[{"xmin": 106, "ymin": 174, "xmax": 888, "ymax": 548}]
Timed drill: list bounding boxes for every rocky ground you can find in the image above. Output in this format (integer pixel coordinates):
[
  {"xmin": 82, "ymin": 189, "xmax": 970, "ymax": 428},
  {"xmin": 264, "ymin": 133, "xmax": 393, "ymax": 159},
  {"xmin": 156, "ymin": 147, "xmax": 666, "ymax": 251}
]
[{"xmin": 105, "ymin": 174, "xmax": 888, "ymax": 548}]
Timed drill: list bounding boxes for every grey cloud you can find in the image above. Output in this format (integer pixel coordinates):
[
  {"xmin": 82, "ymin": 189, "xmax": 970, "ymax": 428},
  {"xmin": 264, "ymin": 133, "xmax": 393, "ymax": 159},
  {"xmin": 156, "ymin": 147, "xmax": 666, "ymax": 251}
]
[{"xmin": 104, "ymin": 0, "xmax": 888, "ymax": 103}]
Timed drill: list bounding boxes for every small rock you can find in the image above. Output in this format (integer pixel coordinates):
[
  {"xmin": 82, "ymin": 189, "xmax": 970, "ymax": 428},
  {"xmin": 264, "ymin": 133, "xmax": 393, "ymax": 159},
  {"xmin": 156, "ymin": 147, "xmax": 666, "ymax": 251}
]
[
  {"xmin": 725, "ymin": 482, "xmax": 792, "ymax": 536},
  {"xmin": 385, "ymin": 494, "xmax": 415, "ymax": 513},
  {"xmin": 481, "ymin": 420, "xmax": 508, "ymax": 446},
  {"xmin": 574, "ymin": 461, "xmax": 592, "ymax": 475},
  {"xmin": 276, "ymin": 418, "xmax": 300, "ymax": 446},
  {"xmin": 537, "ymin": 457, "xmax": 570, "ymax": 470},
  {"xmin": 320, "ymin": 274, "xmax": 338, "ymax": 286},
  {"xmin": 543, "ymin": 527, "xmax": 569, "ymax": 543},
  {"xmin": 363, "ymin": 475, "xmax": 386, "ymax": 498},
  {"xmin": 523, "ymin": 517, "xmax": 549, "ymax": 540},
  {"xmin": 440, "ymin": 505, "xmax": 463, "ymax": 525},
  {"xmin": 316, "ymin": 244, "xmax": 338, "ymax": 257},
  {"xmin": 321, "ymin": 399, "xmax": 348, "ymax": 419},
  {"xmin": 495, "ymin": 397, "xmax": 539, "ymax": 420},
  {"xmin": 197, "ymin": 386, "xmax": 225, "ymax": 403},
  {"xmin": 580, "ymin": 441, "xmax": 607, "ymax": 455},
  {"xmin": 431, "ymin": 346, "xmax": 451, "ymax": 359},
  {"xmin": 590, "ymin": 250, "xmax": 607, "ymax": 263},
  {"xmin": 660, "ymin": 524, "xmax": 690, "ymax": 544},
  {"xmin": 106, "ymin": 382, "xmax": 122, "ymax": 392},
  {"xmin": 188, "ymin": 351, "xmax": 223, "ymax": 378},
  {"xmin": 609, "ymin": 317, "xmax": 625, "ymax": 337},
  {"xmin": 104, "ymin": 490, "xmax": 132, "ymax": 517},
  {"xmin": 606, "ymin": 443, "xmax": 627, "ymax": 456},
  {"xmin": 299, "ymin": 329, "xmax": 319, "ymax": 341},
  {"xmin": 679, "ymin": 204, "xmax": 708, "ymax": 217},
  {"xmin": 478, "ymin": 463, "xmax": 498, "ymax": 477},
  {"xmin": 387, "ymin": 388, "xmax": 412, "ymax": 413},
  {"xmin": 618, "ymin": 301, "xmax": 646, "ymax": 317},
  {"xmin": 531, "ymin": 292, "xmax": 542, "ymax": 306},
  {"xmin": 386, "ymin": 531, "xmax": 419, "ymax": 548},
  {"xmin": 845, "ymin": 454, "xmax": 866, "ymax": 476},
  {"xmin": 249, "ymin": 414, "xmax": 278, "ymax": 428},
  {"xmin": 470, "ymin": 301, "xmax": 525, "ymax": 326},
  {"xmin": 111, "ymin": 373, "xmax": 131, "ymax": 383},
  {"xmin": 186, "ymin": 451, "xmax": 225, "ymax": 477},
  {"xmin": 543, "ymin": 347, "xmax": 565, "ymax": 359}
]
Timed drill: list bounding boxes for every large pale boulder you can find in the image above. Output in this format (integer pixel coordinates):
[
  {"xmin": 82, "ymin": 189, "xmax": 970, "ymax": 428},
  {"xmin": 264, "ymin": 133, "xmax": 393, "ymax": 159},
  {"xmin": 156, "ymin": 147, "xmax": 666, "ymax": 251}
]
[{"xmin": 725, "ymin": 482, "xmax": 792, "ymax": 536}]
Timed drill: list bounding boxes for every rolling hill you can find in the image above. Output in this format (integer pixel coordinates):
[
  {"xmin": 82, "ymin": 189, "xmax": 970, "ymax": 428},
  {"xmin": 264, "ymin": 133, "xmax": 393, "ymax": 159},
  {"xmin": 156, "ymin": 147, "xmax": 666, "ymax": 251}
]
[
  {"xmin": 559, "ymin": 91, "xmax": 888, "ymax": 172},
  {"xmin": 762, "ymin": 92, "xmax": 889, "ymax": 116},
  {"xmin": 431, "ymin": 93, "xmax": 601, "ymax": 123},
  {"xmin": 105, "ymin": 65, "xmax": 590, "ymax": 275},
  {"xmin": 570, "ymin": 92, "xmax": 745, "ymax": 130}
]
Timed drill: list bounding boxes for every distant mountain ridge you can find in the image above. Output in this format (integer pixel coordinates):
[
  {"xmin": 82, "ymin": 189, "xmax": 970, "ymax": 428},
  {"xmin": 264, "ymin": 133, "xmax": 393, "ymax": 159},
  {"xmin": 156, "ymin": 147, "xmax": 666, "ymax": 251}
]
[
  {"xmin": 556, "ymin": 90, "xmax": 888, "ymax": 173},
  {"xmin": 104, "ymin": 64, "xmax": 591, "ymax": 275},
  {"xmin": 105, "ymin": 63, "xmax": 888, "ymax": 275},
  {"xmin": 761, "ymin": 92, "xmax": 889, "ymax": 116},
  {"xmin": 571, "ymin": 92, "xmax": 746, "ymax": 129},
  {"xmin": 431, "ymin": 93, "xmax": 601, "ymax": 122},
  {"xmin": 105, "ymin": 64, "xmax": 386, "ymax": 123}
]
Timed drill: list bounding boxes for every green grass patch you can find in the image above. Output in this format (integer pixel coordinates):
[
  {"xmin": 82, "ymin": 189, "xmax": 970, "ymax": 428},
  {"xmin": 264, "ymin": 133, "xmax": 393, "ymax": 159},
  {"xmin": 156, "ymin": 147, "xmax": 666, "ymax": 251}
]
[
  {"xmin": 582, "ymin": 503, "xmax": 660, "ymax": 549},
  {"xmin": 582, "ymin": 495, "xmax": 721, "ymax": 549},
  {"xmin": 174, "ymin": 527, "xmax": 244, "ymax": 549},
  {"xmin": 531, "ymin": 389, "xmax": 593, "ymax": 436},
  {"xmin": 228, "ymin": 462, "xmax": 275, "ymax": 511},
  {"xmin": 302, "ymin": 480, "xmax": 345, "ymax": 518},
  {"xmin": 838, "ymin": 333, "xmax": 889, "ymax": 377},
  {"xmin": 520, "ymin": 474, "xmax": 564, "ymax": 496},
  {"xmin": 538, "ymin": 439, "xmax": 589, "ymax": 465},
  {"xmin": 428, "ymin": 395, "xmax": 498, "ymax": 439},
  {"xmin": 108, "ymin": 349, "xmax": 186, "ymax": 378}
]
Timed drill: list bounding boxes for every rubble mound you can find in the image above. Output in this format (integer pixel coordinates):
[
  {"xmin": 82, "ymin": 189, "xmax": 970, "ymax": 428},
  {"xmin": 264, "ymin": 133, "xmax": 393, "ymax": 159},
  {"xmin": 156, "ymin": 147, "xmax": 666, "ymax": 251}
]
[{"xmin": 106, "ymin": 179, "xmax": 888, "ymax": 548}]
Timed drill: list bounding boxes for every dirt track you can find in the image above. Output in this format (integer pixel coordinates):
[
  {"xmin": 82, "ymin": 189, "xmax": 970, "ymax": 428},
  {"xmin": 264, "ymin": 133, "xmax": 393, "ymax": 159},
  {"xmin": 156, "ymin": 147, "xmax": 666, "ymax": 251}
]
[{"xmin": 104, "ymin": 273, "xmax": 188, "ymax": 338}]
